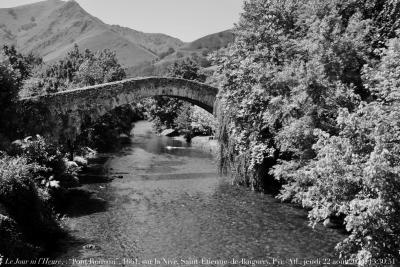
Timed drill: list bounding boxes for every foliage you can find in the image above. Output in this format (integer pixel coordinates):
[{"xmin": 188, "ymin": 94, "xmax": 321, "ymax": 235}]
[
  {"xmin": 0, "ymin": 62, "xmax": 19, "ymax": 117},
  {"xmin": 175, "ymin": 104, "xmax": 216, "ymax": 141},
  {"xmin": 145, "ymin": 96, "xmax": 183, "ymax": 132},
  {"xmin": 167, "ymin": 59, "xmax": 207, "ymax": 82},
  {"xmin": 212, "ymin": 0, "xmax": 400, "ymax": 262},
  {"xmin": 9, "ymin": 135, "xmax": 79, "ymax": 188},
  {"xmin": 0, "ymin": 214, "xmax": 38, "ymax": 258},
  {"xmin": 146, "ymin": 58, "xmax": 214, "ymax": 137},
  {"xmin": 0, "ymin": 45, "xmax": 37, "ymax": 128},
  {"xmin": 16, "ymin": 45, "xmax": 136, "ymax": 152},
  {"xmin": 77, "ymin": 104, "xmax": 144, "ymax": 152},
  {"xmin": 0, "ymin": 155, "xmax": 41, "ymax": 201},
  {"xmin": 23, "ymin": 44, "xmax": 126, "ymax": 96},
  {"xmin": 0, "ymin": 155, "xmax": 64, "ymax": 256},
  {"xmin": 0, "ymin": 46, "xmax": 44, "ymax": 147},
  {"xmin": 77, "ymin": 48, "xmax": 126, "ymax": 86},
  {"xmin": 1, "ymin": 45, "xmax": 42, "ymax": 85},
  {"xmin": 0, "ymin": 63, "xmax": 21, "ymax": 149},
  {"xmin": 276, "ymin": 38, "xmax": 400, "ymax": 264}
]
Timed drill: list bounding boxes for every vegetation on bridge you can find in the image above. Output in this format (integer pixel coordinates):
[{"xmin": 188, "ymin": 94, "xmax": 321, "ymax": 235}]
[{"xmin": 212, "ymin": 0, "xmax": 400, "ymax": 263}]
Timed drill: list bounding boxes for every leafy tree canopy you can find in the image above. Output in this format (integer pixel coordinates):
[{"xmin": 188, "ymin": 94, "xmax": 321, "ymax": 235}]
[
  {"xmin": 212, "ymin": 0, "xmax": 400, "ymax": 262},
  {"xmin": 22, "ymin": 44, "xmax": 126, "ymax": 96}
]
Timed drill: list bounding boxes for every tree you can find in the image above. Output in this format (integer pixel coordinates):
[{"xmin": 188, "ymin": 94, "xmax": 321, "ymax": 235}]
[
  {"xmin": 2, "ymin": 45, "xmax": 42, "ymax": 85},
  {"xmin": 77, "ymin": 49, "xmax": 125, "ymax": 86},
  {"xmin": 286, "ymin": 39, "xmax": 400, "ymax": 263},
  {"xmin": 0, "ymin": 63, "xmax": 20, "ymax": 141},
  {"xmin": 212, "ymin": 0, "xmax": 400, "ymax": 190},
  {"xmin": 0, "ymin": 46, "xmax": 44, "ymax": 146},
  {"xmin": 167, "ymin": 59, "xmax": 206, "ymax": 82},
  {"xmin": 211, "ymin": 0, "xmax": 400, "ymax": 261},
  {"xmin": 27, "ymin": 45, "xmax": 126, "ymax": 95}
]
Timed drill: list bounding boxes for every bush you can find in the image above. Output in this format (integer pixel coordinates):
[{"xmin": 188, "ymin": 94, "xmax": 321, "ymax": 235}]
[
  {"xmin": 9, "ymin": 135, "xmax": 79, "ymax": 188},
  {"xmin": 0, "ymin": 155, "xmax": 64, "ymax": 257}
]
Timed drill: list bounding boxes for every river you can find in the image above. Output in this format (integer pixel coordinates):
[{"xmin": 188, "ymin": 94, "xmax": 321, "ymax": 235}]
[{"xmin": 53, "ymin": 121, "xmax": 348, "ymax": 267}]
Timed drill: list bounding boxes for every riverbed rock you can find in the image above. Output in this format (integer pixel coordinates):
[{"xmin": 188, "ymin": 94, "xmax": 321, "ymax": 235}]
[
  {"xmin": 65, "ymin": 160, "xmax": 79, "ymax": 169},
  {"xmin": 160, "ymin": 129, "xmax": 179, "ymax": 137},
  {"xmin": 73, "ymin": 156, "xmax": 88, "ymax": 167}
]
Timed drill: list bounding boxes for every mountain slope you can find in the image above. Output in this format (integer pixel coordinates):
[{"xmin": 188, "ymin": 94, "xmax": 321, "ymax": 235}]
[
  {"xmin": 0, "ymin": 0, "xmax": 235, "ymax": 75},
  {"xmin": 180, "ymin": 30, "xmax": 234, "ymax": 51},
  {"xmin": 0, "ymin": 0, "xmax": 183, "ymax": 68},
  {"xmin": 157, "ymin": 30, "xmax": 234, "ymax": 64},
  {"xmin": 109, "ymin": 25, "xmax": 183, "ymax": 56},
  {"xmin": 126, "ymin": 30, "xmax": 235, "ymax": 77}
]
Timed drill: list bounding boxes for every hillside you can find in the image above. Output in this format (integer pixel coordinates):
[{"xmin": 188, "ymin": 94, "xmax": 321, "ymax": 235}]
[
  {"xmin": 180, "ymin": 30, "xmax": 234, "ymax": 51},
  {"xmin": 0, "ymin": 0, "xmax": 184, "ymax": 68},
  {"xmin": 0, "ymin": 0, "xmax": 235, "ymax": 75},
  {"xmin": 127, "ymin": 30, "xmax": 235, "ymax": 77}
]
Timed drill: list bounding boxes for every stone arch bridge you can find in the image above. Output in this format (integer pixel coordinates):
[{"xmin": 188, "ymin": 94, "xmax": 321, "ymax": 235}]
[{"xmin": 20, "ymin": 77, "xmax": 219, "ymax": 143}]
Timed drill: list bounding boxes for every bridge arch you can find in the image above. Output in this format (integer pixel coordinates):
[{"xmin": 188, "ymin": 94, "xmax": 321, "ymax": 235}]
[{"xmin": 20, "ymin": 77, "xmax": 219, "ymax": 141}]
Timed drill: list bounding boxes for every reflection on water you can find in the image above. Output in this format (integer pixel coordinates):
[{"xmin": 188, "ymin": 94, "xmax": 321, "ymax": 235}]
[{"xmin": 54, "ymin": 121, "xmax": 347, "ymax": 266}]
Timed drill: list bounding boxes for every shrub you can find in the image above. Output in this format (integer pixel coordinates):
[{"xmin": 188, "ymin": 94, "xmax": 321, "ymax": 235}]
[
  {"xmin": 9, "ymin": 135, "xmax": 79, "ymax": 188},
  {"xmin": 0, "ymin": 155, "xmax": 64, "ymax": 256}
]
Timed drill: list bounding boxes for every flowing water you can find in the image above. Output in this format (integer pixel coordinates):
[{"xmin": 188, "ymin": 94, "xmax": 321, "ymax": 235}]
[{"xmin": 54, "ymin": 121, "xmax": 348, "ymax": 267}]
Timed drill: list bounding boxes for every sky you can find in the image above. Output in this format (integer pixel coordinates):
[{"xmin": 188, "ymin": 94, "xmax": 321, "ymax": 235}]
[{"xmin": 0, "ymin": 0, "xmax": 244, "ymax": 42}]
